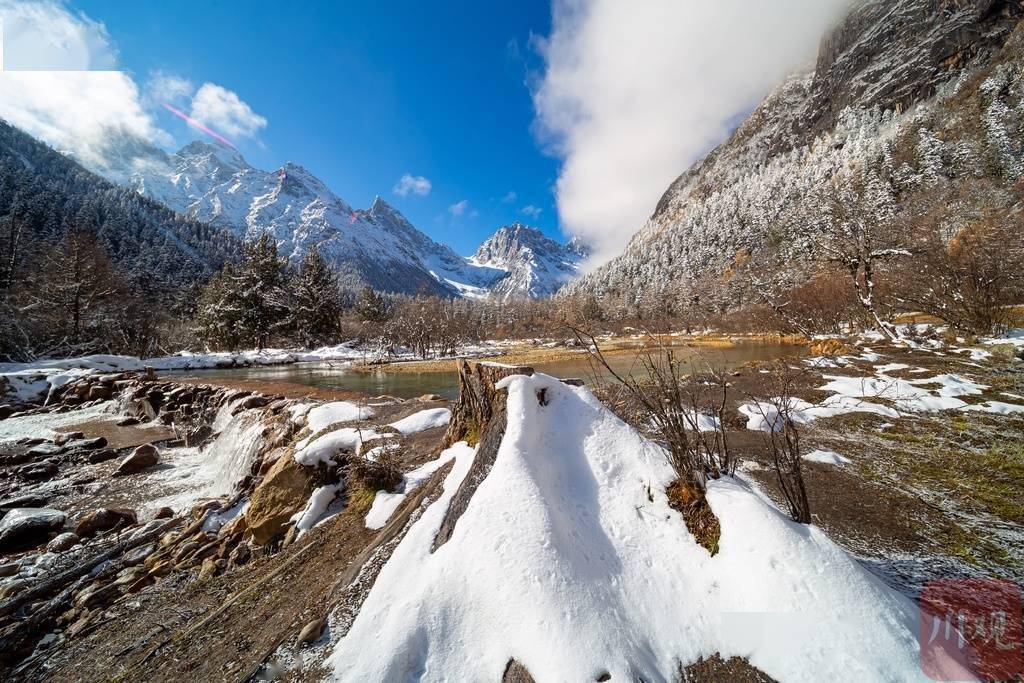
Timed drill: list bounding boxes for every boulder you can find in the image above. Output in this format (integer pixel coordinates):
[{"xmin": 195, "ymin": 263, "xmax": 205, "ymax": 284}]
[
  {"xmin": 87, "ymin": 384, "xmax": 112, "ymax": 401},
  {"xmin": 53, "ymin": 431, "xmax": 84, "ymax": 446},
  {"xmin": 75, "ymin": 508, "xmax": 138, "ymax": 537},
  {"xmin": 0, "ymin": 405, "xmax": 13, "ymax": 421},
  {"xmin": 115, "ymin": 416, "xmax": 139, "ymax": 427},
  {"xmin": 296, "ymin": 618, "xmax": 326, "ymax": 647},
  {"xmin": 0, "ymin": 508, "xmax": 66, "ymax": 552},
  {"xmin": 154, "ymin": 507, "xmax": 174, "ymax": 520},
  {"xmin": 68, "ymin": 436, "xmax": 108, "ymax": 450},
  {"xmin": 419, "ymin": 393, "xmax": 444, "ymax": 402},
  {"xmin": 47, "ymin": 532, "xmax": 81, "ymax": 552},
  {"xmin": 233, "ymin": 395, "xmax": 269, "ymax": 414},
  {"xmin": 19, "ymin": 461, "xmax": 59, "ymax": 481},
  {"xmin": 113, "ymin": 444, "xmax": 159, "ymax": 476},
  {"xmin": 87, "ymin": 449, "xmax": 118, "ymax": 464},
  {"xmin": 0, "ymin": 493, "xmax": 48, "ymax": 510},
  {"xmin": 244, "ymin": 451, "xmax": 316, "ymax": 546},
  {"xmin": 26, "ymin": 443, "xmax": 63, "ymax": 458}
]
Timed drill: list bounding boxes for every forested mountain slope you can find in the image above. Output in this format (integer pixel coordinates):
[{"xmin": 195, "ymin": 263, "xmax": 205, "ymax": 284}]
[
  {"xmin": 0, "ymin": 120, "xmax": 239, "ymax": 296},
  {"xmin": 563, "ymin": 0, "xmax": 1024, "ymax": 310}
]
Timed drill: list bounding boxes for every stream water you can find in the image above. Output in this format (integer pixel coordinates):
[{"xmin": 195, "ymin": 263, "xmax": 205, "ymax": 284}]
[{"xmin": 171, "ymin": 342, "xmax": 805, "ymax": 400}]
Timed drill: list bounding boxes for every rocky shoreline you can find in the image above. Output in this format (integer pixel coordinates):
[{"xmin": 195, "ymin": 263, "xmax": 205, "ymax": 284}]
[{"xmin": 0, "ymin": 367, "xmax": 456, "ymax": 674}]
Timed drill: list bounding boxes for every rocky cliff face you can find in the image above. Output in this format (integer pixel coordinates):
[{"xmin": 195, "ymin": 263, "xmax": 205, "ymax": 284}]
[{"xmin": 565, "ymin": 0, "xmax": 1023, "ymax": 304}]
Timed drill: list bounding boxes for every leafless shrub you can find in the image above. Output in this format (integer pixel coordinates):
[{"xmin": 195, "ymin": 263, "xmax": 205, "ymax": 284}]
[
  {"xmin": 744, "ymin": 363, "xmax": 811, "ymax": 524},
  {"xmin": 897, "ymin": 209, "xmax": 1024, "ymax": 334},
  {"xmin": 346, "ymin": 448, "xmax": 403, "ymax": 493},
  {"xmin": 569, "ymin": 326, "xmax": 729, "ymax": 552}
]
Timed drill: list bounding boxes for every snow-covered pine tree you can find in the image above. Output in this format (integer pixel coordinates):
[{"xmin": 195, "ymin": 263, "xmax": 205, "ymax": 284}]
[
  {"xmin": 292, "ymin": 244, "xmax": 342, "ymax": 348},
  {"xmin": 194, "ymin": 263, "xmax": 245, "ymax": 351},
  {"xmin": 194, "ymin": 234, "xmax": 289, "ymax": 351},
  {"xmin": 234, "ymin": 234, "xmax": 289, "ymax": 350}
]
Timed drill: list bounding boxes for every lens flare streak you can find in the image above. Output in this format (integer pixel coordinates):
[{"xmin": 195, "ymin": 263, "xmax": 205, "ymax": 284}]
[{"xmin": 162, "ymin": 102, "xmax": 235, "ymax": 148}]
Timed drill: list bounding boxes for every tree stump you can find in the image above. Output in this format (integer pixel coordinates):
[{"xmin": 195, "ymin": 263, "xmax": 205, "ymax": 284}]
[{"xmin": 438, "ymin": 361, "xmax": 533, "ymax": 452}]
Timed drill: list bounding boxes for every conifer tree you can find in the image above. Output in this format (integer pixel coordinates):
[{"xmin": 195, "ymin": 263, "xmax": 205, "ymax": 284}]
[
  {"xmin": 292, "ymin": 244, "xmax": 342, "ymax": 348},
  {"xmin": 234, "ymin": 234, "xmax": 289, "ymax": 350}
]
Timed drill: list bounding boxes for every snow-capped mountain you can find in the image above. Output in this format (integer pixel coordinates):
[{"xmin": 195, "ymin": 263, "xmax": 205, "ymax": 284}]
[
  {"xmin": 96, "ymin": 138, "xmax": 580, "ymax": 299},
  {"xmin": 470, "ymin": 222, "xmax": 588, "ymax": 300}
]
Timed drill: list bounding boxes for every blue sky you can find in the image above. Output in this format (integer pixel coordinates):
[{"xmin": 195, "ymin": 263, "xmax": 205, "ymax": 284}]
[{"xmin": 73, "ymin": 0, "xmax": 559, "ymax": 254}]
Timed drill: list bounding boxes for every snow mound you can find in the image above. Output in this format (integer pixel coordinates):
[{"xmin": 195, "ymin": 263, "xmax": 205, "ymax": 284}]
[
  {"xmin": 387, "ymin": 408, "xmax": 451, "ymax": 435},
  {"xmin": 306, "ymin": 402, "xmax": 375, "ymax": 433},
  {"xmin": 294, "ymin": 428, "xmax": 380, "ymax": 466},
  {"xmin": 803, "ymin": 449, "xmax": 851, "ymax": 465},
  {"xmin": 328, "ymin": 373, "xmax": 955, "ymax": 681}
]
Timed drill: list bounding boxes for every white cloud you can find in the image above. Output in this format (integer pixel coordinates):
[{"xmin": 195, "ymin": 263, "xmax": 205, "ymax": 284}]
[
  {"xmin": 501, "ymin": 190, "xmax": 517, "ymax": 203},
  {"xmin": 189, "ymin": 82, "xmax": 267, "ymax": 141},
  {"xmin": 532, "ymin": 0, "xmax": 852, "ymax": 263},
  {"xmin": 393, "ymin": 173, "xmax": 432, "ymax": 197},
  {"xmin": 448, "ymin": 199, "xmax": 469, "ymax": 217},
  {"xmin": 0, "ymin": 69, "xmax": 171, "ymax": 172},
  {"xmin": 0, "ymin": 0, "xmax": 116, "ymax": 70},
  {"xmin": 520, "ymin": 204, "xmax": 542, "ymax": 219},
  {"xmin": 0, "ymin": 1, "xmax": 170, "ymax": 175},
  {"xmin": 145, "ymin": 71, "xmax": 194, "ymax": 106}
]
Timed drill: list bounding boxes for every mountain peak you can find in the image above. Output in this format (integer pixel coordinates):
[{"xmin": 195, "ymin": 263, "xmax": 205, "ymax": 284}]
[
  {"xmin": 177, "ymin": 139, "xmax": 247, "ymax": 169},
  {"xmin": 471, "ymin": 223, "xmax": 587, "ymax": 300},
  {"xmin": 369, "ymin": 195, "xmax": 398, "ymax": 216}
]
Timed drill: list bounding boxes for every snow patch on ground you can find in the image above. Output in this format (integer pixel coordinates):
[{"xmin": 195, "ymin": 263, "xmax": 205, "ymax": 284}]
[
  {"xmin": 294, "ymin": 428, "xmax": 380, "ymax": 466},
  {"xmin": 803, "ymin": 449, "xmax": 851, "ymax": 465},
  {"xmin": 364, "ymin": 447, "xmax": 460, "ymax": 530},
  {"xmin": 819, "ymin": 373, "xmax": 985, "ymax": 413},
  {"xmin": 327, "ymin": 373, "xmax": 959, "ymax": 682},
  {"xmin": 294, "ymin": 484, "xmax": 343, "ymax": 534},
  {"xmin": 739, "ymin": 395, "xmax": 899, "ymax": 431},
  {"xmin": 306, "ymin": 402, "xmax": 375, "ymax": 433},
  {"xmin": 960, "ymin": 400, "xmax": 1024, "ymax": 415},
  {"xmin": 387, "ymin": 408, "xmax": 451, "ymax": 435}
]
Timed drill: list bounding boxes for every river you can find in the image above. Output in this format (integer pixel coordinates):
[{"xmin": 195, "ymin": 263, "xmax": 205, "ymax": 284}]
[{"xmin": 172, "ymin": 342, "xmax": 805, "ymax": 400}]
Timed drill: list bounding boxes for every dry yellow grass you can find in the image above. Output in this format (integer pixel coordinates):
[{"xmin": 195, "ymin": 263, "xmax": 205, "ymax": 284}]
[{"xmin": 361, "ymin": 333, "xmax": 809, "ymax": 374}]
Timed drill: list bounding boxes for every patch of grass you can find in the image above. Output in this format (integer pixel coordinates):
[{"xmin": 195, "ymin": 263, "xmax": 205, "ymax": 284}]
[
  {"xmin": 936, "ymin": 523, "xmax": 1014, "ymax": 568},
  {"xmin": 345, "ymin": 484, "xmax": 378, "ymax": 515},
  {"xmin": 666, "ymin": 479, "xmax": 721, "ymax": 556},
  {"xmin": 881, "ymin": 418, "xmax": 1024, "ymax": 524}
]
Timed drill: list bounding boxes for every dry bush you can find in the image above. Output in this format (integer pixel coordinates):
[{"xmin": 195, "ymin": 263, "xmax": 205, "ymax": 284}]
[
  {"xmin": 571, "ymin": 326, "xmax": 728, "ymax": 553},
  {"xmin": 346, "ymin": 448, "xmax": 403, "ymax": 494},
  {"xmin": 744, "ymin": 364, "xmax": 811, "ymax": 524},
  {"xmin": 897, "ymin": 210, "xmax": 1024, "ymax": 334}
]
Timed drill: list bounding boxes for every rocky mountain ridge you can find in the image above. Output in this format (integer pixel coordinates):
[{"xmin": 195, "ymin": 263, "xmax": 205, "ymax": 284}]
[{"xmin": 98, "ymin": 138, "xmax": 583, "ymax": 299}]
